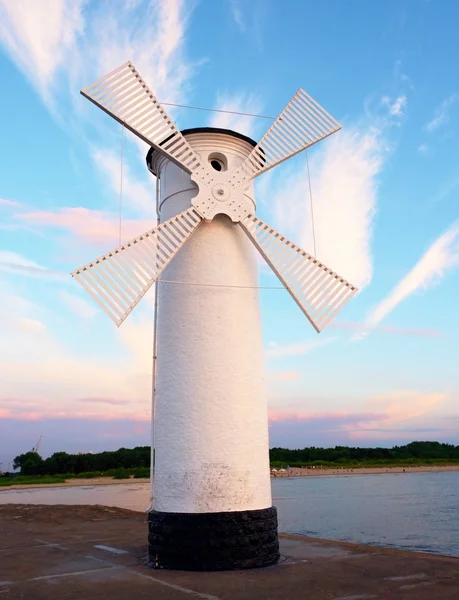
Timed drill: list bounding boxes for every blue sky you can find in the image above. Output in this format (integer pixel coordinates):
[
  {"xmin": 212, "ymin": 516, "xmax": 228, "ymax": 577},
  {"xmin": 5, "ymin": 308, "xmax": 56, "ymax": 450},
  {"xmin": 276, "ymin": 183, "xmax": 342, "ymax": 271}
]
[{"xmin": 0, "ymin": 0, "xmax": 458, "ymax": 465}]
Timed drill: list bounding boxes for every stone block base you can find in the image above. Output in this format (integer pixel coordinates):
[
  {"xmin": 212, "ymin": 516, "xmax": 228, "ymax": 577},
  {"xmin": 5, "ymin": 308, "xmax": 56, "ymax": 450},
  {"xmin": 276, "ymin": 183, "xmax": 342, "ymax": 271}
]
[{"xmin": 148, "ymin": 506, "xmax": 279, "ymax": 571}]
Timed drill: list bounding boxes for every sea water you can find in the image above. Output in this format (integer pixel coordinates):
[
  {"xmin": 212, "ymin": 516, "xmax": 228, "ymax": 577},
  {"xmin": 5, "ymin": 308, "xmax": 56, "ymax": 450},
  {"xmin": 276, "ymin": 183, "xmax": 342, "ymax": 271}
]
[{"xmin": 1, "ymin": 471, "xmax": 458, "ymax": 557}]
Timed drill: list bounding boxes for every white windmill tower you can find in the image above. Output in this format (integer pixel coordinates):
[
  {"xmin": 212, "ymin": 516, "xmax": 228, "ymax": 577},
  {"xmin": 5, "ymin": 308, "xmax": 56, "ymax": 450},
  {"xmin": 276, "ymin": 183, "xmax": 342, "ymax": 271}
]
[{"xmin": 73, "ymin": 61, "xmax": 358, "ymax": 571}]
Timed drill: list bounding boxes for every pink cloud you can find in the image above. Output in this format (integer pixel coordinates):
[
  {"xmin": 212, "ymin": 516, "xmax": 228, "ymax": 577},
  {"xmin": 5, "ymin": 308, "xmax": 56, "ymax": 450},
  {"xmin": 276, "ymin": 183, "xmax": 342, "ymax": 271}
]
[
  {"xmin": 14, "ymin": 207, "xmax": 155, "ymax": 246},
  {"xmin": 0, "ymin": 397, "xmax": 149, "ymax": 422},
  {"xmin": 0, "ymin": 198, "xmax": 20, "ymax": 207},
  {"xmin": 268, "ymin": 409, "xmax": 385, "ymax": 424},
  {"xmin": 77, "ymin": 397, "xmax": 130, "ymax": 406}
]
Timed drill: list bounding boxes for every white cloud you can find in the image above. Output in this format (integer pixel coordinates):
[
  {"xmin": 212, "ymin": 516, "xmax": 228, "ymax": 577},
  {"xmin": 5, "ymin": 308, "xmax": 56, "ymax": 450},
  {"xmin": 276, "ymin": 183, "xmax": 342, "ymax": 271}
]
[
  {"xmin": 426, "ymin": 93, "xmax": 459, "ymax": 132},
  {"xmin": 265, "ymin": 337, "xmax": 334, "ymax": 358},
  {"xmin": 358, "ymin": 221, "xmax": 459, "ymax": 337},
  {"xmin": 261, "ymin": 123, "xmax": 385, "ymax": 289},
  {"xmin": 208, "ymin": 92, "xmax": 264, "ymax": 139},
  {"xmin": 417, "ymin": 144, "xmax": 428, "ymax": 154},
  {"xmin": 0, "ymin": 0, "xmax": 85, "ymax": 105}
]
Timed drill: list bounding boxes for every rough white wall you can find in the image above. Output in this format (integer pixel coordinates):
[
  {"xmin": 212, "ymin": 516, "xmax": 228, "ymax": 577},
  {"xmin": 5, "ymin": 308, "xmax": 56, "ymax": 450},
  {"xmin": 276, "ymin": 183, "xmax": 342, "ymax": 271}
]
[{"xmin": 154, "ymin": 133, "xmax": 272, "ymax": 513}]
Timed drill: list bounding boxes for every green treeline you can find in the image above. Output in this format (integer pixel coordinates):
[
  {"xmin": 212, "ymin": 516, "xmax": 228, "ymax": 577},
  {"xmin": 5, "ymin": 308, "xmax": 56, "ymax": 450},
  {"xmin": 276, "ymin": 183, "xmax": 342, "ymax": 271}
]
[
  {"xmin": 11, "ymin": 441, "xmax": 459, "ymax": 476},
  {"xmin": 269, "ymin": 441, "xmax": 459, "ymax": 466},
  {"xmin": 13, "ymin": 446, "xmax": 150, "ymax": 476}
]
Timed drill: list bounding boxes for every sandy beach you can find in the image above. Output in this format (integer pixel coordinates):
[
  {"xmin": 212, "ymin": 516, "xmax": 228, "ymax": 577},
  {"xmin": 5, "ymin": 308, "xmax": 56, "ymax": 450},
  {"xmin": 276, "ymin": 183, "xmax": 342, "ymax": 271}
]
[
  {"xmin": 270, "ymin": 464, "xmax": 459, "ymax": 478},
  {"xmin": 1, "ymin": 464, "xmax": 458, "ymax": 491}
]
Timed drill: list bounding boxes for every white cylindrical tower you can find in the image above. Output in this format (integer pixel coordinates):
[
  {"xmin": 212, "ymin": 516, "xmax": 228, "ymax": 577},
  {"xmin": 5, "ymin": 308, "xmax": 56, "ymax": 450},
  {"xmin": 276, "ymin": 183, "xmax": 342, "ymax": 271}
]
[{"xmin": 146, "ymin": 128, "xmax": 279, "ymax": 571}]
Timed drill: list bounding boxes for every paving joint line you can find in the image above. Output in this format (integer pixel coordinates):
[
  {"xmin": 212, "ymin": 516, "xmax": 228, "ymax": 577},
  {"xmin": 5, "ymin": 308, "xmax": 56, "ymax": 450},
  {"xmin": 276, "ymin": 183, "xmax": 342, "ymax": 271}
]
[{"xmin": 4, "ymin": 535, "xmax": 220, "ymax": 598}]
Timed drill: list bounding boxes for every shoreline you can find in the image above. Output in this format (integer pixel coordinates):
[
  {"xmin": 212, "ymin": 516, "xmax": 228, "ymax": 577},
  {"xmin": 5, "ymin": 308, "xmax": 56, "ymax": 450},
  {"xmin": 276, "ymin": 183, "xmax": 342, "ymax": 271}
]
[
  {"xmin": 271, "ymin": 464, "xmax": 459, "ymax": 478},
  {"xmin": 1, "ymin": 464, "xmax": 458, "ymax": 491}
]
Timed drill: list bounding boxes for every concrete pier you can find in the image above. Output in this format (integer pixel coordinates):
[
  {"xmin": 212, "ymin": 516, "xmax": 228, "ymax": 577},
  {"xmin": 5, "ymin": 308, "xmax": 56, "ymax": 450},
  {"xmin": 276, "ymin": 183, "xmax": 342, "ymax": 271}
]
[{"xmin": 1, "ymin": 504, "xmax": 458, "ymax": 599}]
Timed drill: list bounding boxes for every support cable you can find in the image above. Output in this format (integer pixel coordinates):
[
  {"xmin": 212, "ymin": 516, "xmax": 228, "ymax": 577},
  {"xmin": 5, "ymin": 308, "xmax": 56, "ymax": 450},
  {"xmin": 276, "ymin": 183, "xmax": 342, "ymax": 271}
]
[
  {"xmin": 305, "ymin": 150, "xmax": 317, "ymax": 258},
  {"xmin": 157, "ymin": 279, "xmax": 285, "ymax": 290},
  {"xmin": 119, "ymin": 124, "xmax": 125, "ymax": 245},
  {"xmin": 160, "ymin": 102, "xmax": 275, "ymax": 120}
]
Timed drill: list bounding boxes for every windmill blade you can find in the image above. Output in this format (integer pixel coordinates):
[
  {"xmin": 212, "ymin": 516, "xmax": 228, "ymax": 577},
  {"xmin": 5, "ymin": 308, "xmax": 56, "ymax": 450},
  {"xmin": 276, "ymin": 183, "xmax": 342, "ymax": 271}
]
[
  {"xmin": 239, "ymin": 215, "xmax": 357, "ymax": 332},
  {"xmin": 71, "ymin": 208, "xmax": 202, "ymax": 327},
  {"xmin": 232, "ymin": 89, "xmax": 341, "ymax": 189},
  {"xmin": 81, "ymin": 62, "xmax": 204, "ymax": 178}
]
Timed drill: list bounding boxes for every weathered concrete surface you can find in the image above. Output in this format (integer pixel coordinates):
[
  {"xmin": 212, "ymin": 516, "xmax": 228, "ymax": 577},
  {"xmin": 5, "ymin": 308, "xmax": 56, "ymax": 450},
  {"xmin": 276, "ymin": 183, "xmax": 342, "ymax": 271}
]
[{"xmin": 1, "ymin": 504, "xmax": 458, "ymax": 599}]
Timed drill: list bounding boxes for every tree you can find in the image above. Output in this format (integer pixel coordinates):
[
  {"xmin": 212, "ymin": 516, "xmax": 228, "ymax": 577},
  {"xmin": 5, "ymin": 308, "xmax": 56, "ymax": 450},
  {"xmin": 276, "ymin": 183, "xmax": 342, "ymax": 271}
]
[{"xmin": 13, "ymin": 452, "xmax": 44, "ymax": 475}]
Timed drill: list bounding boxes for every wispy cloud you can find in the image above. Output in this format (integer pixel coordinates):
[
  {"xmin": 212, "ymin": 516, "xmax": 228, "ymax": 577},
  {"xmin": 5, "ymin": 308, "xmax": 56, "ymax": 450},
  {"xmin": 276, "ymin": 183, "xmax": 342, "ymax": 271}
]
[
  {"xmin": 417, "ymin": 144, "xmax": 428, "ymax": 154},
  {"xmin": 230, "ymin": 0, "xmax": 246, "ymax": 32},
  {"xmin": 0, "ymin": 251, "xmax": 67, "ymax": 281},
  {"xmin": 0, "ymin": 198, "xmax": 20, "ymax": 207},
  {"xmin": 265, "ymin": 337, "xmax": 334, "ymax": 358},
  {"xmin": 358, "ymin": 221, "xmax": 459, "ymax": 337},
  {"xmin": 331, "ymin": 320, "xmax": 445, "ymax": 338},
  {"xmin": 268, "ymin": 409, "xmax": 384, "ymax": 424},
  {"xmin": 382, "ymin": 95, "xmax": 407, "ymax": 116},
  {"xmin": 208, "ymin": 92, "xmax": 264, "ymax": 139},
  {"xmin": 77, "ymin": 397, "xmax": 130, "ymax": 406},
  {"xmin": 432, "ymin": 173, "xmax": 459, "ymax": 205},
  {"xmin": 426, "ymin": 93, "xmax": 459, "ymax": 132},
  {"xmin": 0, "ymin": 0, "xmax": 85, "ymax": 106}
]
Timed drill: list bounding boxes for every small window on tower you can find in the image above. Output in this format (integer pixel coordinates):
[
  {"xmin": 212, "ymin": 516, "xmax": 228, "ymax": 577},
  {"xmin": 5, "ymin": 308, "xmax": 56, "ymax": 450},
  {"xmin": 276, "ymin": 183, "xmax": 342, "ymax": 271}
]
[
  {"xmin": 208, "ymin": 153, "xmax": 227, "ymax": 172},
  {"xmin": 210, "ymin": 159, "xmax": 223, "ymax": 171}
]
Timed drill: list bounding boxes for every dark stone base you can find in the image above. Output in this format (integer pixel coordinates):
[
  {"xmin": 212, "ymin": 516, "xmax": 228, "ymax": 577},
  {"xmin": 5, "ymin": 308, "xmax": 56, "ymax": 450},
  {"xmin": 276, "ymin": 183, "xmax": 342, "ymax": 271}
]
[{"xmin": 148, "ymin": 506, "xmax": 279, "ymax": 571}]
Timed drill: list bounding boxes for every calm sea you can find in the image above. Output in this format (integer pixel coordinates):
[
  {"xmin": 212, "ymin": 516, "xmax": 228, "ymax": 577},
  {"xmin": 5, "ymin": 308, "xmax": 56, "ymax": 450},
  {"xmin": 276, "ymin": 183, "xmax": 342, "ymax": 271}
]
[{"xmin": 1, "ymin": 471, "xmax": 458, "ymax": 557}]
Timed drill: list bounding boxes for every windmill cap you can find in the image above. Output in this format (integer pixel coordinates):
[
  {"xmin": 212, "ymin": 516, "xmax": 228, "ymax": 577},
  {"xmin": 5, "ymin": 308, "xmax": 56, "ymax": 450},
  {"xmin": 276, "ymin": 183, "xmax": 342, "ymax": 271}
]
[{"xmin": 146, "ymin": 127, "xmax": 259, "ymax": 175}]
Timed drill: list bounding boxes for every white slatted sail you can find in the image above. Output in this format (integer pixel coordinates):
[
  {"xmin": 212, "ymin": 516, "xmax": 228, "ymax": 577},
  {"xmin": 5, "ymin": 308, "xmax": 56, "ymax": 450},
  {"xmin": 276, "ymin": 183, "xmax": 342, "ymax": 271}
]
[
  {"xmin": 71, "ymin": 208, "xmax": 202, "ymax": 326},
  {"xmin": 231, "ymin": 89, "xmax": 341, "ymax": 189},
  {"xmin": 240, "ymin": 215, "xmax": 357, "ymax": 332},
  {"xmin": 81, "ymin": 62, "xmax": 205, "ymax": 178}
]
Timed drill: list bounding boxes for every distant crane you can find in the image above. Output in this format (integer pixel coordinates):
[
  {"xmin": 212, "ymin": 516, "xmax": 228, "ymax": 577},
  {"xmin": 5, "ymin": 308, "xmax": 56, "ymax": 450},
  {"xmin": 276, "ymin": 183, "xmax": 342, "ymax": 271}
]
[{"xmin": 32, "ymin": 436, "xmax": 43, "ymax": 454}]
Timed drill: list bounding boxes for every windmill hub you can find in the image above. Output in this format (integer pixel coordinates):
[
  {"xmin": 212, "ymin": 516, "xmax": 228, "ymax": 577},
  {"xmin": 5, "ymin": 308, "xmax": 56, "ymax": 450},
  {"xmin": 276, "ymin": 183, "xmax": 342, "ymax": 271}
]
[
  {"xmin": 212, "ymin": 183, "xmax": 231, "ymax": 201},
  {"xmin": 190, "ymin": 169, "xmax": 251, "ymax": 221}
]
